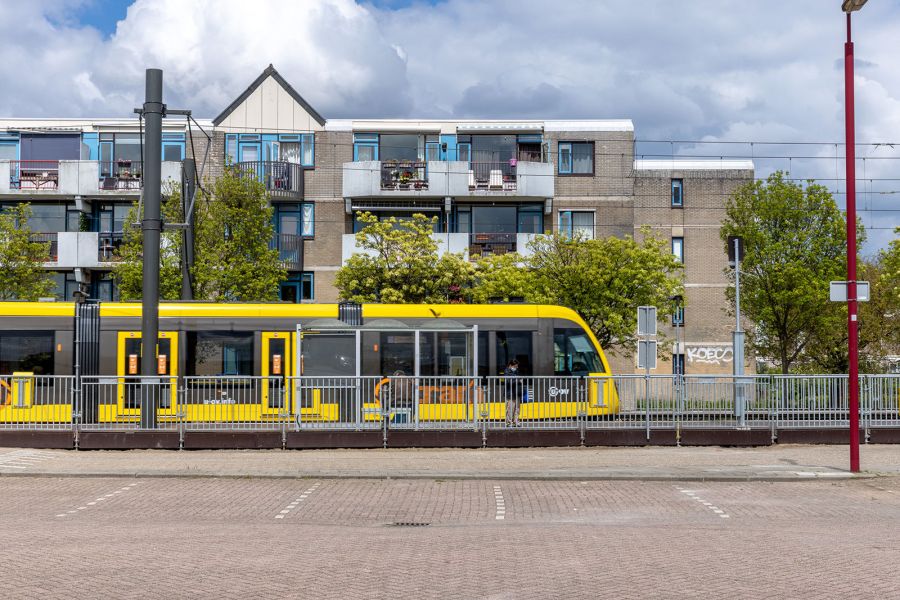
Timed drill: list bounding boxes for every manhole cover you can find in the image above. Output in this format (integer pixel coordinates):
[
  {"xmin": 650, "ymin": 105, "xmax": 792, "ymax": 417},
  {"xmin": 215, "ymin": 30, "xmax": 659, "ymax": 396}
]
[{"xmin": 390, "ymin": 522, "xmax": 430, "ymax": 527}]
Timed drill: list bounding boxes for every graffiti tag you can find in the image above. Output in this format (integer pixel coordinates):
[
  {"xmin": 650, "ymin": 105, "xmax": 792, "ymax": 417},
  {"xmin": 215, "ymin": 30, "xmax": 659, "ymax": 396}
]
[{"xmin": 687, "ymin": 346, "xmax": 733, "ymax": 365}]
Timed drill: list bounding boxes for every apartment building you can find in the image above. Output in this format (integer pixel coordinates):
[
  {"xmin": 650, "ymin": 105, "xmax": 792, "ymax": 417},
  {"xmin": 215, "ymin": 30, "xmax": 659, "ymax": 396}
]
[{"xmin": 0, "ymin": 65, "xmax": 753, "ymax": 374}]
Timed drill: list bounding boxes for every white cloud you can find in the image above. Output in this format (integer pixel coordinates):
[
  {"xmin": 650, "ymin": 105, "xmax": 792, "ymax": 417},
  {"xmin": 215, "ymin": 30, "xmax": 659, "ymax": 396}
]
[{"xmin": 0, "ymin": 0, "xmax": 897, "ymax": 248}]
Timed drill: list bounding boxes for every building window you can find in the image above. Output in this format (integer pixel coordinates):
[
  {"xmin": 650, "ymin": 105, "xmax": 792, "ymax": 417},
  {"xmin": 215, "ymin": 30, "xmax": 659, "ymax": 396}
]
[
  {"xmin": 353, "ymin": 133, "xmax": 379, "ymax": 161},
  {"xmin": 671, "ymin": 179, "xmax": 683, "ymax": 207},
  {"xmin": 280, "ymin": 273, "xmax": 314, "ymax": 303},
  {"xmin": 558, "ymin": 210, "xmax": 594, "ymax": 240},
  {"xmin": 672, "ymin": 305, "xmax": 684, "ymax": 326},
  {"xmin": 557, "ymin": 142, "xmax": 593, "ymax": 175},
  {"xmin": 225, "ymin": 134, "xmax": 238, "ymax": 164},
  {"xmin": 672, "ymin": 237, "xmax": 684, "ymax": 263},
  {"xmin": 302, "ymin": 203, "xmax": 314, "ymax": 237}
]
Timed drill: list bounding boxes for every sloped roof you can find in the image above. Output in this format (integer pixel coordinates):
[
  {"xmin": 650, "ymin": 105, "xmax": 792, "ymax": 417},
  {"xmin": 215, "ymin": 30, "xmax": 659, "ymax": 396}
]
[{"xmin": 213, "ymin": 64, "xmax": 326, "ymax": 127}]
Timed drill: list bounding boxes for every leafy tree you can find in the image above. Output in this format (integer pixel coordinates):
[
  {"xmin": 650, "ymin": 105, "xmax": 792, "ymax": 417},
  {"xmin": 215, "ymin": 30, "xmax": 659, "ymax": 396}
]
[
  {"xmin": 336, "ymin": 212, "xmax": 473, "ymax": 303},
  {"xmin": 115, "ymin": 168, "xmax": 286, "ymax": 302},
  {"xmin": 113, "ymin": 191, "xmax": 184, "ymax": 301},
  {"xmin": 721, "ymin": 171, "xmax": 860, "ymax": 374},
  {"xmin": 473, "ymin": 231, "xmax": 684, "ymax": 353},
  {"xmin": 0, "ymin": 203, "xmax": 55, "ymax": 300},
  {"xmin": 191, "ymin": 167, "xmax": 286, "ymax": 301}
]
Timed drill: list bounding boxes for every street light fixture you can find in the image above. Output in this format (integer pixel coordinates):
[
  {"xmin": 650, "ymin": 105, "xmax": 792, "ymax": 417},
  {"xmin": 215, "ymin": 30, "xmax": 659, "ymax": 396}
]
[{"xmin": 842, "ymin": 0, "xmax": 866, "ymax": 472}]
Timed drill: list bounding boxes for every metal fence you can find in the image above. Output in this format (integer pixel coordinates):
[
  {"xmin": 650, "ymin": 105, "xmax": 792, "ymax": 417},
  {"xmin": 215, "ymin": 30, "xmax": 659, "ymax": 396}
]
[{"xmin": 1, "ymin": 373, "xmax": 898, "ymax": 438}]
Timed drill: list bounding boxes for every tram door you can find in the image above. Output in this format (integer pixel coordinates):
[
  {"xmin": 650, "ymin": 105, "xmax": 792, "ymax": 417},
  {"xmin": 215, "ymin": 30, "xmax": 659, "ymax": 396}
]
[
  {"xmin": 116, "ymin": 331, "xmax": 179, "ymax": 418},
  {"xmin": 261, "ymin": 332, "xmax": 292, "ymax": 415}
]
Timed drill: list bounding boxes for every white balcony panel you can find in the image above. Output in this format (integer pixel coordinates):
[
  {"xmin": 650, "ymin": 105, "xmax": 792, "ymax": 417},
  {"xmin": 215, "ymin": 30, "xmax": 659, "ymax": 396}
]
[
  {"xmin": 0, "ymin": 161, "xmax": 10, "ymax": 193},
  {"xmin": 516, "ymin": 233, "xmax": 547, "ymax": 258},
  {"xmin": 58, "ymin": 161, "xmax": 101, "ymax": 195},
  {"xmin": 515, "ymin": 161, "xmax": 554, "ymax": 197},
  {"xmin": 161, "ymin": 161, "xmax": 183, "ymax": 187},
  {"xmin": 56, "ymin": 232, "xmax": 100, "ymax": 269},
  {"xmin": 342, "ymin": 161, "xmax": 381, "ymax": 197}
]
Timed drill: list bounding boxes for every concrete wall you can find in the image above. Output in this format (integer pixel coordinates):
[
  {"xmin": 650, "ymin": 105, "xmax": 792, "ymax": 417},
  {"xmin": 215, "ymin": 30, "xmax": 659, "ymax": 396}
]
[
  {"xmin": 56, "ymin": 232, "xmax": 99, "ymax": 269},
  {"xmin": 341, "ymin": 232, "xmax": 469, "ymax": 263}
]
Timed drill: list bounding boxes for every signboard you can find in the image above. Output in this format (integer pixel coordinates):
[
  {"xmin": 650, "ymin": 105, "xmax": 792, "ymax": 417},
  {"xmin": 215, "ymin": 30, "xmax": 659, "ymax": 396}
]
[
  {"xmin": 829, "ymin": 281, "xmax": 870, "ymax": 302},
  {"xmin": 727, "ymin": 236, "xmax": 744, "ymax": 265},
  {"xmin": 637, "ymin": 340, "xmax": 657, "ymax": 370},
  {"xmin": 637, "ymin": 306, "xmax": 657, "ymax": 337}
]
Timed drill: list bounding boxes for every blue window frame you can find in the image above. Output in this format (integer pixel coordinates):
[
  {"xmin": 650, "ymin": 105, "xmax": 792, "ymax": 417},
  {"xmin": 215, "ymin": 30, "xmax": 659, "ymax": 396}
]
[
  {"xmin": 302, "ymin": 203, "xmax": 314, "ymax": 237},
  {"xmin": 300, "ymin": 133, "xmax": 314, "ymax": 166},
  {"xmin": 558, "ymin": 210, "xmax": 594, "ymax": 240},
  {"xmin": 671, "ymin": 179, "xmax": 683, "ymax": 207},
  {"xmin": 225, "ymin": 134, "xmax": 238, "ymax": 164},
  {"xmin": 558, "ymin": 142, "xmax": 593, "ymax": 175},
  {"xmin": 280, "ymin": 273, "xmax": 314, "ymax": 303},
  {"xmin": 353, "ymin": 133, "xmax": 379, "ymax": 161},
  {"xmin": 672, "ymin": 237, "xmax": 684, "ymax": 263}
]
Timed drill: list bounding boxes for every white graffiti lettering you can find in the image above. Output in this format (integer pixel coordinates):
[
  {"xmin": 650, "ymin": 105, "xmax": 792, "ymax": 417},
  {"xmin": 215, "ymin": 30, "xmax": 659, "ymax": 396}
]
[{"xmin": 686, "ymin": 346, "xmax": 734, "ymax": 365}]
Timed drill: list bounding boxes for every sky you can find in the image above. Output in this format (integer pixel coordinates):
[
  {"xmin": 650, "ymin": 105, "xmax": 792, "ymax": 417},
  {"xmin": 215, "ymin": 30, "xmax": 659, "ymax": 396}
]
[{"xmin": 1, "ymin": 0, "xmax": 898, "ymax": 251}]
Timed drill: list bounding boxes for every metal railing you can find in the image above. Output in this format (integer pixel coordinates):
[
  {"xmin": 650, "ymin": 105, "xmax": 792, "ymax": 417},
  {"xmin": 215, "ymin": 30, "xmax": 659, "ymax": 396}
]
[
  {"xmin": 269, "ymin": 233, "xmax": 303, "ymax": 271},
  {"xmin": 98, "ymin": 232, "xmax": 125, "ymax": 262},
  {"xmin": 29, "ymin": 232, "xmax": 59, "ymax": 261},
  {"xmin": 9, "ymin": 160, "xmax": 60, "ymax": 190},
  {"xmin": 1, "ymin": 373, "xmax": 898, "ymax": 437},
  {"xmin": 469, "ymin": 162, "xmax": 516, "ymax": 190},
  {"xmin": 235, "ymin": 161, "xmax": 304, "ymax": 200},
  {"xmin": 100, "ymin": 160, "xmax": 143, "ymax": 190},
  {"xmin": 380, "ymin": 161, "xmax": 428, "ymax": 190},
  {"xmin": 468, "ymin": 232, "xmax": 518, "ymax": 259}
]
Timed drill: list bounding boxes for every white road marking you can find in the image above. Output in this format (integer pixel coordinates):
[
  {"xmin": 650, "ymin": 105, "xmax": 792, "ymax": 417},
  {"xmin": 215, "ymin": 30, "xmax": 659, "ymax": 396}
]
[
  {"xmin": 0, "ymin": 450, "xmax": 58, "ymax": 472},
  {"xmin": 675, "ymin": 486, "xmax": 731, "ymax": 519},
  {"xmin": 56, "ymin": 481, "xmax": 141, "ymax": 517},
  {"xmin": 493, "ymin": 485, "xmax": 506, "ymax": 520},
  {"xmin": 274, "ymin": 482, "xmax": 321, "ymax": 519}
]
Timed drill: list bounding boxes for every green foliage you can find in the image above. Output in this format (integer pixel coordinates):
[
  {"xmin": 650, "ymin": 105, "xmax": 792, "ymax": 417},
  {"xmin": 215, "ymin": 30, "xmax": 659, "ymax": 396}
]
[
  {"xmin": 191, "ymin": 167, "xmax": 286, "ymax": 301},
  {"xmin": 470, "ymin": 253, "xmax": 535, "ymax": 303},
  {"xmin": 0, "ymin": 204, "xmax": 55, "ymax": 300},
  {"xmin": 335, "ymin": 212, "xmax": 473, "ymax": 303},
  {"xmin": 115, "ymin": 169, "xmax": 286, "ymax": 302},
  {"xmin": 721, "ymin": 171, "xmax": 860, "ymax": 374},
  {"xmin": 113, "ymin": 191, "xmax": 184, "ymax": 301}
]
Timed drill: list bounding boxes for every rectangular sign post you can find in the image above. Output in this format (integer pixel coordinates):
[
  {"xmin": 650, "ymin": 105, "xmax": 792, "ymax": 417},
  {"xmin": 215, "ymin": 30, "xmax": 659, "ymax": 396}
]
[
  {"xmin": 829, "ymin": 281, "xmax": 870, "ymax": 302},
  {"xmin": 637, "ymin": 306, "xmax": 657, "ymax": 441}
]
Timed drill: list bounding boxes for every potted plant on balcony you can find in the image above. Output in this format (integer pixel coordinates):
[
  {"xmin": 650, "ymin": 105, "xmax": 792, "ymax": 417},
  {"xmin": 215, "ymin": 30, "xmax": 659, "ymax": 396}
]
[{"xmin": 398, "ymin": 171, "xmax": 412, "ymax": 189}]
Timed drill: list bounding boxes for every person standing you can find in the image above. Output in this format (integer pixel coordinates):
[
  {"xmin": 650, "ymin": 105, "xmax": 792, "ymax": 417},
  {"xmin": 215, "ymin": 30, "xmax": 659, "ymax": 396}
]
[{"xmin": 503, "ymin": 359, "xmax": 521, "ymax": 426}]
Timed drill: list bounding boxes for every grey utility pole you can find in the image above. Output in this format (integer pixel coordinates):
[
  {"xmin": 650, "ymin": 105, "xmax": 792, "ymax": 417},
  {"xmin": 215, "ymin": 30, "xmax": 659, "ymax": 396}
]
[
  {"xmin": 731, "ymin": 236, "xmax": 746, "ymax": 426},
  {"xmin": 140, "ymin": 68, "xmax": 164, "ymax": 429}
]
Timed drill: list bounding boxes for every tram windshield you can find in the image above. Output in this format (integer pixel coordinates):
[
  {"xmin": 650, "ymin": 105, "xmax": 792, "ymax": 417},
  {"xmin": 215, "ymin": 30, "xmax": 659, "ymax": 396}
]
[{"xmin": 554, "ymin": 328, "xmax": 602, "ymax": 375}]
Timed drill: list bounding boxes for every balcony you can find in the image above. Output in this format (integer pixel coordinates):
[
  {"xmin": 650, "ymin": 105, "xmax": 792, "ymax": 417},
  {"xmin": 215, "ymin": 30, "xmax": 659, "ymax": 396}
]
[
  {"xmin": 342, "ymin": 232, "xmax": 469, "ymax": 263},
  {"xmin": 270, "ymin": 233, "xmax": 303, "ymax": 271},
  {"xmin": 341, "ymin": 232, "xmax": 543, "ymax": 264},
  {"xmin": 343, "ymin": 158, "xmax": 553, "ymax": 199},
  {"xmin": 235, "ymin": 161, "xmax": 304, "ymax": 201},
  {"xmin": 30, "ymin": 232, "xmax": 59, "ymax": 261},
  {"xmin": 1, "ymin": 160, "xmax": 182, "ymax": 197},
  {"xmin": 97, "ymin": 232, "xmax": 125, "ymax": 263}
]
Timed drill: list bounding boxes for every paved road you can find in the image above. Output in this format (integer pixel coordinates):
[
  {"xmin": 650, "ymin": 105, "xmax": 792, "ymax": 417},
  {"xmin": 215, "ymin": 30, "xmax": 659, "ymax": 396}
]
[
  {"xmin": 4, "ymin": 474, "xmax": 900, "ymax": 599},
  {"xmin": 1, "ymin": 444, "xmax": 898, "ymax": 480}
]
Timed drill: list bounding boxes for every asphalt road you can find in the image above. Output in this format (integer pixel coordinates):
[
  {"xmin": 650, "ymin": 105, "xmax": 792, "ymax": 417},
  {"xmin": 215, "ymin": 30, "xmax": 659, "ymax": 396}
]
[{"xmin": 3, "ymin": 474, "xmax": 900, "ymax": 599}]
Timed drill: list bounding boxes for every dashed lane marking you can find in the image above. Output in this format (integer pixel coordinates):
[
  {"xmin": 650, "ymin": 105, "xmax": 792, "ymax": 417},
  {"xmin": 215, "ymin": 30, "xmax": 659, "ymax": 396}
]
[
  {"xmin": 675, "ymin": 486, "xmax": 730, "ymax": 519},
  {"xmin": 55, "ymin": 482, "xmax": 142, "ymax": 518},
  {"xmin": 493, "ymin": 485, "xmax": 506, "ymax": 521},
  {"xmin": 274, "ymin": 482, "xmax": 321, "ymax": 519}
]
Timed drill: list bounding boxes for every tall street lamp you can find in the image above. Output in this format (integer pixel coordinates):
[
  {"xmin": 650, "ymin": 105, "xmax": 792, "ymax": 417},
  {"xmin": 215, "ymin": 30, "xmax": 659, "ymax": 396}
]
[{"xmin": 842, "ymin": 0, "xmax": 866, "ymax": 473}]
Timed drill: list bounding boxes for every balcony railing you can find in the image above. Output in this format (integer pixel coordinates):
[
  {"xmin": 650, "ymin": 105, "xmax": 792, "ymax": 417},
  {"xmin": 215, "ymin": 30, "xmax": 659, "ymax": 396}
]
[
  {"xmin": 380, "ymin": 161, "xmax": 428, "ymax": 191},
  {"xmin": 98, "ymin": 232, "xmax": 125, "ymax": 262},
  {"xmin": 10, "ymin": 161, "xmax": 60, "ymax": 190},
  {"xmin": 235, "ymin": 161, "xmax": 304, "ymax": 200},
  {"xmin": 468, "ymin": 232, "xmax": 518, "ymax": 259},
  {"xmin": 29, "ymin": 232, "xmax": 59, "ymax": 261},
  {"xmin": 100, "ymin": 160, "xmax": 143, "ymax": 190},
  {"xmin": 469, "ymin": 162, "xmax": 517, "ymax": 191},
  {"xmin": 270, "ymin": 233, "xmax": 303, "ymax": 271}
]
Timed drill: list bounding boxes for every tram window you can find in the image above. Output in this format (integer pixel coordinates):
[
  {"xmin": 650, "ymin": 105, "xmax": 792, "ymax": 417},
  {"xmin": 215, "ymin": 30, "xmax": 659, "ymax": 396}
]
[
  {"xmin": 187, "ymin": 331, "xmax": 253, "ymax": 376},
  {"xmin": 479, "ymin": 332, "xmax": 488, "ymax": 377},
  {"xmin": 495, "ymin": 331, "xmax": 532, "ymax": 375},
  {"xmin": 554, "ymin": 328, "xmax": 602, "ymax": 375},
  {"xmin": 302, "ymin": 334, "xmax": 356, "ymax": 377},
  {"xmin": 0, "ymin": 331, "xmax": 54, "ymax": 375},
  {"xmin": 381, "ymin": 334, "xmax": 414, "ymax": 376}
]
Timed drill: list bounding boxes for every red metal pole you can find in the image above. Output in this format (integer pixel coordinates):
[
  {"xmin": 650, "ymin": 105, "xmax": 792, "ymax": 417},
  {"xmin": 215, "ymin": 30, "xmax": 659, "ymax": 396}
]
[{"xmin": 844, "ymin": 12, "xmax": 860, "ymax": 473}]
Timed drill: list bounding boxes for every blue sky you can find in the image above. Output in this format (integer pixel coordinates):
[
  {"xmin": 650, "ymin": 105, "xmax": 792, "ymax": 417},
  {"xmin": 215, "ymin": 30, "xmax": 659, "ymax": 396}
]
[{"xmin": 1, "ymin": 0, "xmax": 898, "ymax": 251}]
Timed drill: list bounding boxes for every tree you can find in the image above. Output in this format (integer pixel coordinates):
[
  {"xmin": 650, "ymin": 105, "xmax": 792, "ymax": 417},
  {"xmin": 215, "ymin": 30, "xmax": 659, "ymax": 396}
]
[
  {"xmin": 115, "ymin": 168, "xmax": 286, "ymax": 302},
  {"xmin": 721, "ymin": 171, "xmax": 859, "ymax": 374},
  {"xmin": 473, "ymin": 231, "xmax": 684, "ymax": 353},
  {"xmin": 336, "ymin": 212, "xmax": 473, "ymax": 303},
  {"xmin": 113, "ymin": 190, "xmax": 184, "ymax": 301},
  {"xmin": 0, "ymin": 204, "xmax": 55, "ymax": 300}
]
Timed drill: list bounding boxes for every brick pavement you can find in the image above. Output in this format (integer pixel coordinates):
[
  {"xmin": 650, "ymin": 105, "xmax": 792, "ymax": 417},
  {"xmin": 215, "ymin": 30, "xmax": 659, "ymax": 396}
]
[
  {"xmin": 1, "ymin": 444, "xmax": 897, "ymax": 481},
  {"xmin": 2, "ymin": 477, "xmax": 900, "ymax": 599}
]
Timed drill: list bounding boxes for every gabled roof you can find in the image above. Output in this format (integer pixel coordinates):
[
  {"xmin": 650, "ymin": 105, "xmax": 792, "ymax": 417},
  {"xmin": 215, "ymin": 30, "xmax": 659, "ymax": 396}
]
[{"xmin": 212, "ymin": 64, "xmax": 326, "ymax": 127}]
